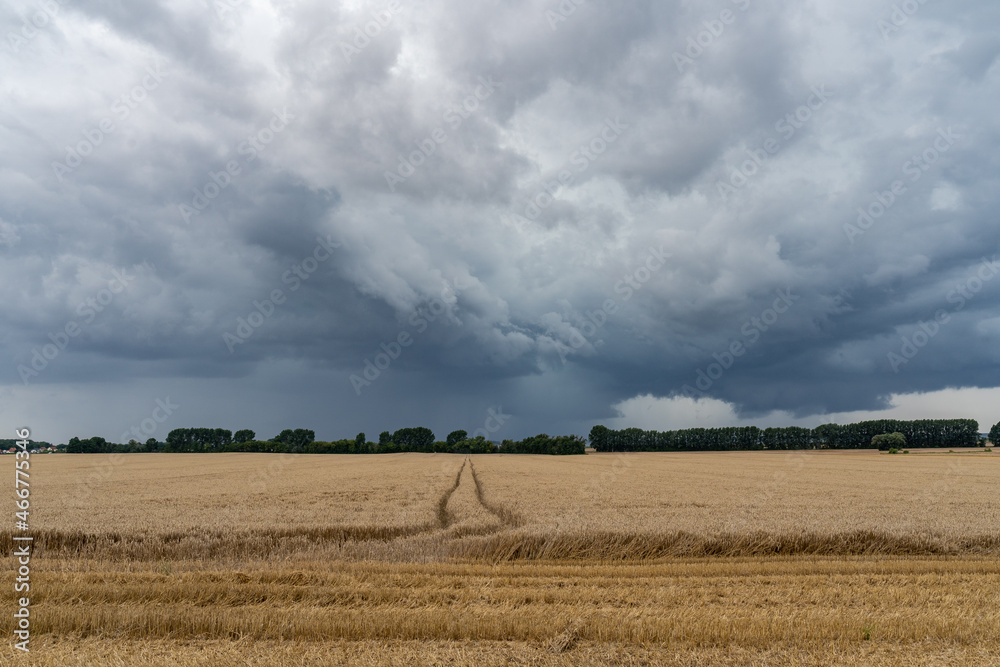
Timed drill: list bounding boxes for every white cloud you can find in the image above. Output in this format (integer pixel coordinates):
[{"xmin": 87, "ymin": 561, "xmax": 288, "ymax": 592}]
[
  {"xmin": 930, "ymin": 183, "xmax": 963, "ymax": 211},
  {"xmin": 611, "ymin": 387, "xmax": 1000, "ymax": 434}
]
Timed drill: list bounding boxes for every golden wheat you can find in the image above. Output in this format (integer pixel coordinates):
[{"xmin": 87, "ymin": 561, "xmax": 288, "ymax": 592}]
[
  {"xmin": 5, "ymin": 638, "xmax": 999, "ymax": 666},
  {"xmin": 5, "ymin": 450, "xmax": 1000, "ymax": 664},
  {"xmin": 4, "ymin": 558, "xmax": 999, "ymax": 663}
]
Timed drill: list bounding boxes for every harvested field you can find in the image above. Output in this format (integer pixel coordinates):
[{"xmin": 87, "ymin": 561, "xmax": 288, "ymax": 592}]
[
  {"xmin": 18, "ymin": 450, "xmax": 1000, "ymax": 560},
  {"xmin": 4, "ymin": 451, "xmax": 999, "ymax": 664}
]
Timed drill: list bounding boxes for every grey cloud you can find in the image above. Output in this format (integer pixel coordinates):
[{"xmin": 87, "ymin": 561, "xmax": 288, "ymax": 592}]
[{"xmin": 3, "ymin": 0, "xmax": 1000, "ymax": 442}]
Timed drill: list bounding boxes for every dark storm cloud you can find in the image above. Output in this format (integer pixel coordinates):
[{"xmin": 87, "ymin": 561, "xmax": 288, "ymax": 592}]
[{"xmin": 2, "ymin": 0, "xmax": 999, "ymax": 442}]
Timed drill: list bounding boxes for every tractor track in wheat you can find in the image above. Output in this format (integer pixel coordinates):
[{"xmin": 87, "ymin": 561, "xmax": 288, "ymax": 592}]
[
  {"xmin": 467, "ymin": 458, "xmax": 523, "ymax": 528},
  {"xmin": 432, "ymin": 457, "xmax": 523, "ymax": 538},
  {"xmin": 436, "ymin": 459, "xmax": 466, "ymax": 528}
]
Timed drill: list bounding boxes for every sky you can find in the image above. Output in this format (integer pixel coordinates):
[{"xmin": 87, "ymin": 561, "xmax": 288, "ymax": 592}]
[{"xmin": 2, "ymin": 0, "xmax": 999, "ymax": 445}]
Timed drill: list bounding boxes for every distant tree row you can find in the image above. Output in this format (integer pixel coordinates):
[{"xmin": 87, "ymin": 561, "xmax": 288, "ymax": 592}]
[
  {"xmin": 63, "ymin": 427, "xmax": 586, "ymax": 455},
  {"xmin": 499, "ymin": 434, "xmax": 587, "ymax": 455},
  {"xmin": 67, "ymin": 428, "xmax": 273, "ymax": 454},
  {"xmin": 588, "ymin": 419, "xmax": 981, "ymax": 452},
  {"xmin": 65, "ymin": 417, "xmax": 992, "ymax": 455},
  {"xmin": 814, "ymin": 420, "xmax": 979, "ymax": 448},
  {"xmin": 0, "ymin": 438, "xmax": 55, "ymax": 449},
  {"xmin": 295, "ymin": 430, "xmax": 585, "ymax": 455},
  {"xmin": 165, "ymin": 428, "xmax": 234, "ymax": 452},
  {"xmin": 66, "ymin": 436, "xmax": 138, "ymax": 453}
]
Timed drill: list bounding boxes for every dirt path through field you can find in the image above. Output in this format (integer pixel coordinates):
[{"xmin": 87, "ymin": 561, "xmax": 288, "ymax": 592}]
[
  {"xmin": 431, "ymin": 457, "xmax": 523, "ymax": 538},
  {"xmin": 435, "ymin": 459, "xmax": 466, "ymax": 528}
]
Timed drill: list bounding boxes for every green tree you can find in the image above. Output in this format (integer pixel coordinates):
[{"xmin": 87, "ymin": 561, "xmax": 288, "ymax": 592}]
[
  {"xmin": 165, "ymin": 428, "xmax": 188, "ymax": 452},
  {"xmin": 84, "ymin": 436, "xmax": 107, "ymax": 453},
  {"xmin": 355, "ymin": 432, "xmax": 366, "ymax": 447},
  {"xmin": 989, "ymin": 421, "xmax": 1000, "ymax": 446},
  {"xmin": 872, "ymin": 432, "xmax": 906, "ymax": 451},
  {"xmin": 813, "ymin": 423, "xmax": 840, "ymax": 449},
  {"xmin": 392, "ymin": 427, "xmax": 435, "ymax": 451},
  {"xmin": 446, "ymin": 430, "xmax": 467, "ymax": 448},
  {"xmin": 588, "ymin": 425, "xmax": 609, "ymax": 451},
  {"xmin": 461, "ymin": 435, "xmax": 496, "ymax": 454},
  {"xmin": 273, "ymin": 429, "xmax": 315, "ymax": 452},
  {"xmin": 234, "ymin": 429, "xmax": 255, "ymax": 443}
]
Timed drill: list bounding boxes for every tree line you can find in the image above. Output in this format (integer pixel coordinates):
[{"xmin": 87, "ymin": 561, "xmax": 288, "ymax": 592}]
[
  {"xmin": 0, "ymin": 438, "xmax": 55, "ymax": 450},
  {"xmin": 588, "ymin": 419, "xmax": 983, "ymax": 452},
  {"xmin": 64, "ymin": 427, "xmax": 586, "ymax": 455},
  {"xmin": 55, "ymin": 418, "xmax": 1000, "ymax": 455}
]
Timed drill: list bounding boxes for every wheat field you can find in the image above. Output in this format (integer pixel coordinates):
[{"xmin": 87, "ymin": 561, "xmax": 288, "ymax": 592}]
[{"xmin": 4, "ymin": 451, "xmax": 1000, "ymax": 665}]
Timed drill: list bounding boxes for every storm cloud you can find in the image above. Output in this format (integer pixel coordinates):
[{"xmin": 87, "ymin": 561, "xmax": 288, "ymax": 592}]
[{"xmin": 3, "ymin": 0, "xmax": 999, "ymax": 443}]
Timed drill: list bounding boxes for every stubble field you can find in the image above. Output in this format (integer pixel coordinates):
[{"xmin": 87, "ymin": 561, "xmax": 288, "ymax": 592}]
[{"xmin": 3, "ymin": 451, "xmax": 1000, "ymax": 665}]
